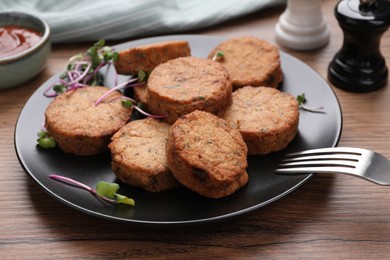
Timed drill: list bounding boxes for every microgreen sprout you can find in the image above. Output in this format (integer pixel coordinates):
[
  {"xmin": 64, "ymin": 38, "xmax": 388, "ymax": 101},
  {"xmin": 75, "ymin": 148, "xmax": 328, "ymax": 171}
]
[
  {"xmin": 98, "ymin": 91, "xmax": 167, "ymax": 119},
  {"xmin": 296, "ymin": 93, "xmax": 306, "ymax": 106},
  {"xmin": 212, "ymin": 51, "xmax": 224, "ymax": 61},
  {"xmin": 53, "ymin": 84, "xmax": 66, "ymax": 95},
  {"xmin": 37, "ymin": 130, "xmax": 56, "ymax": 149},
  {"xmin": 41, "ymin": 40, "xmax": 167, "ymax": 145},
  {"xmin": 297, "ymin": 93, "xmax": 325, "ymax": 113},
  {"xmin": 43, "ymin": 39, "xmax": 119, "ymax": 97},
  {"xmin": 130, "ymin": 100, "xmax": 168, "ymax": 119},
  {"xmin": 94, "ymin": 77, "xmax": 141, "ymax": 106},
  {"xmin": 121, "ymin": 99, "xmax": 133, "ymax": 108},
  {"xmin": 137, "ymin": 70, "xmax": 150, "ymax": 82},
  {"xmin": 94, "ymin": 70, "xmax": 168, "ymax": 119},
  {"xmin": 49, "ymin": 174, "xmax": 135, "ymax": 206}
]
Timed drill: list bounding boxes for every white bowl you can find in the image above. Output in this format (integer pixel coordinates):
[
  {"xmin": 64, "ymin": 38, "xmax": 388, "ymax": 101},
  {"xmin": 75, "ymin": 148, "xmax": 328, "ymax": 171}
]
[{"xmin": 0, "ymin": 12, "xmax": 51, "ymax": 89}]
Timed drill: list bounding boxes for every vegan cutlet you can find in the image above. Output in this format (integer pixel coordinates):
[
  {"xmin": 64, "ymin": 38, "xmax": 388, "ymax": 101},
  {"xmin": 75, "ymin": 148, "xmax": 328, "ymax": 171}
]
[
  {"xmin": 147, "ymin": 56, "xmax": 232, "ymax": 124},
  {"xmin": 114, "ymin": 40, "xmax": 191, "ymax": 75},
  {"xmin": 109, "ymin": 118, "xmax": 179, "ymax": 192},
  {"xmin": 44, "ymin": 86, "xmax": 132, "ymax": 156},
  {"xmin": 208, "ymin": 36, "xmax": 283, "ymax": 89},
  {"xmin": 166, "ymin": 110, "xmax": 248, "ymax": 199},
  {"xmin": 223, "ymin": 86, "xmax": 299, "ymax": 155}
]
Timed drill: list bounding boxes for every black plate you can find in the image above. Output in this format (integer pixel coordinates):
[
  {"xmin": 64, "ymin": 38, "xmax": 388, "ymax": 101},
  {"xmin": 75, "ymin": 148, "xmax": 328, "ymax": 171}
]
[{"xmin": 15, "ymin": 35, "xmax": 342, "ymax": 225}]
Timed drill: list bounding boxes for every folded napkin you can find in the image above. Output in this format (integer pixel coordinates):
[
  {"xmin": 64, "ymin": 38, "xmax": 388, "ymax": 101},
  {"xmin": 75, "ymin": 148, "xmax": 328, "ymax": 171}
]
[{"xmin": 0, "ymin": 0, "xmax": 285, "ymax": 43}]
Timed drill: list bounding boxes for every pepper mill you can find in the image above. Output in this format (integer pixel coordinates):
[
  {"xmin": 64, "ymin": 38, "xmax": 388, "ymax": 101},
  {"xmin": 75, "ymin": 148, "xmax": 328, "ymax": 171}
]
[
  {"xmin": 328, "ymin": 0, "xmax": 390, "ymax": 92},
  {"xmin": 275, "ymin": 0, "xmax": 330, "ymax": 51}
]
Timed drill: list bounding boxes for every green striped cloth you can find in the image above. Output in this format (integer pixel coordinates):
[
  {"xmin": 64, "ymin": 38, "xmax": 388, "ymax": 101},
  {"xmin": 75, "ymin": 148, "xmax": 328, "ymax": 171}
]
[{"xmin": 0, "ymin": 0, "xmax": 285, "ymax": 43}]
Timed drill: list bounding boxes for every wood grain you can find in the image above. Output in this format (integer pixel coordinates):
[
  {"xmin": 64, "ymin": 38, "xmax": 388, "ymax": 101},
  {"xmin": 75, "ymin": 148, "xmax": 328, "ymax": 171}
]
[{"xmin": 1, "ymin": 0, "xmax": 390, "ymax": 258}]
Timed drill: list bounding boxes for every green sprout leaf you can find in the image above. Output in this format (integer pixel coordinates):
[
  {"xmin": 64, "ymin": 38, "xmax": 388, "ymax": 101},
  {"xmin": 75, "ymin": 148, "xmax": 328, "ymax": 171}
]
[
  {"xmin": 112, "ymin": 51, "xmax": 119, "ymax": 62},
  {"xmin": 101, "ymin": 45, "xmax": 117, "ymax": 62},
  {"xmin": 96, "ymin": 181, "xmax": 119, "ymax": 199},
  {"xmin": 94, "ymin": 39, "xmax": 106, "ymax": 48},
  {"xmin": 296, "ymin": 93, "xmax": 306, "ymax": 106},
  {"xmin": 121, "ymin": 99, "xmax": 133, "ymax": 108},
  {"xmin": 37, "ymin": 130, "xmax": 56, "ymax": 149},
  {"xmin": 115, "ymin": 193, "xmax": 136, "ymax": 206},
  {"xmin": 53, "ymin": 84, "xmax": 66, "ymax": 95},
  {"xmin": 87, "ymin": 46, "xmax": 101, "ymax": 68},
  {"xmin": 37, "ymin": 130, "xmax": 47, "ymax": 139},
  {"xmin": 96, "ymin": 181, "xmax": 135, "ymax": 206},
  {"xmin": 137, "ymin": 70, "xmax": 150, "ymax": 82}
]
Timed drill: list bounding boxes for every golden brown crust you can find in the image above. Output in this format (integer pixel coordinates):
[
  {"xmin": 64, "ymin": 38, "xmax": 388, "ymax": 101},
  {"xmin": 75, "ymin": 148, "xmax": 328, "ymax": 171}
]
[
  {"xmin": 109, "ymin": 118, "xmax": 179, "ymax": 192},
  {"xmin": 133, "ymin": 85, "xmax": 148, "ymax": 105},
  {"xmin": 44, "ymin": 86, "xmax": 132, "ymax": 156},
  {"xmin": 114, "ymin": 41, "xmax": 191, "ymax": 75},
  {"xmin": 223, "ymin": 86, "xmax": 299, "ymax": 155},
  {"xmin": 147, "ymin": 57, "xmax": 232, "ymax": 124},
  {"xmin": 208, "ymin": 36, "xmax": 283, "ymax": 89},
  {"xmin": 166, "ymin": 110, "xmax": 248, "ymax": 199}
]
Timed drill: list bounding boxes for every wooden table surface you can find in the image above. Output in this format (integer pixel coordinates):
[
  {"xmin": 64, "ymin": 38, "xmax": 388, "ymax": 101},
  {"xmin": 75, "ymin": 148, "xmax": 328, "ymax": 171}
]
[{"xmin": 1, "ymin": 0, "xmax": 390, "ymax": 258}]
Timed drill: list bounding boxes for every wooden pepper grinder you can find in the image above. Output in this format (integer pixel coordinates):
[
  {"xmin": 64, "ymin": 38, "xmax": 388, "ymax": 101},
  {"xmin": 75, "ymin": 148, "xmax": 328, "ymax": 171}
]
[
  {"xmin": 328, "ymin": 0, "xmax": 390, "ymax": 92},
  {"xmin": 275, "ymin": 0, "xmax": 330, "ymax": 50}
]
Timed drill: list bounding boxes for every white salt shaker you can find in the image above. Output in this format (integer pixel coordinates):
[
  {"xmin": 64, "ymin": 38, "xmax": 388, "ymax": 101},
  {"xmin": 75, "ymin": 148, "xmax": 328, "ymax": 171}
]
[{"xmin": 275, "ymin": 0, "xmax": 330, "ymax": 51}]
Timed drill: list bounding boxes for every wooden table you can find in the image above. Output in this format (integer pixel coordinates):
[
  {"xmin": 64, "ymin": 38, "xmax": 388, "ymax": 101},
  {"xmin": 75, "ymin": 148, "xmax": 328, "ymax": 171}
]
[{"xmin": 1, "ymin": 0, "xmax": 390, "ymax": 258}]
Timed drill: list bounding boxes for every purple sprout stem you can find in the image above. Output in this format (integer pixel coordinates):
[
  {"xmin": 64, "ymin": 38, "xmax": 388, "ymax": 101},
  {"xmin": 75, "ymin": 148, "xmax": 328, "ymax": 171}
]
[
  {"xmin": 133, "ymin": 104, "xmax": 168, "ymax": 119},
  {"xmin": 300, "ymin": 105, "xmax": 326, "ymax": 113},
  {"xmin": 67, "ymin": 71, "xmax": 74, "ymax": 82},
  {"xmin": 73, "ymin": 61, "xmax": 89, "ymax": 72},
  {"xmin": 59, "ymin": 79, "xmax": 69, "ymax": 85},
  {"xmin": 43, "ymin": 82, "xmax": 59, "ymax": 97},
  {"xmin": 48, "ymin": 174, "xmax": 117, "ymax": 205},
  {"xmin": 120, "ymin": 96, "xmax": 168, "ymax": 119},
  {"xmin": 70, "ymin": 70, "xmax": 82, "ymax": 79},
  {"xmin": 68, "ymin": 63, "xmax": 92, "ymax": 85},
  {"xmin": 66, "ymin": 84, "xmax": 86, "ymax": 92},
  {"xmin": 119, "ymin": 96, "xmax": 136, "ymax": 103},
  {"xmin": 72, "ymin": 61, "xmax": 89, "ymax": 65},
  {"xmin": 83, "ymin": 62, "xmax": 107, "ymax": 84},
  {"xmin": 95, "ymin": 78, "xmax": 140, "ymax": 105}
]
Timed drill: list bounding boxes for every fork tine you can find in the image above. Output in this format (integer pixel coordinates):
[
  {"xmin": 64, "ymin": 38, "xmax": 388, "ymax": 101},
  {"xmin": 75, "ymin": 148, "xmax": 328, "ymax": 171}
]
[
  {"xmin": 281, "ymin": 153, "xmax": 360, "ymax": 162},
  {"xmin": 284, "ymin": 147, "xmax": 365, "ymax": 157},
  {"xmin": 275, "ymin": 166, "xmax": 357, "ymax": 175},
  {"xmin": 278, "ymin": 159, "xmax": 357, "ymax": 168}
]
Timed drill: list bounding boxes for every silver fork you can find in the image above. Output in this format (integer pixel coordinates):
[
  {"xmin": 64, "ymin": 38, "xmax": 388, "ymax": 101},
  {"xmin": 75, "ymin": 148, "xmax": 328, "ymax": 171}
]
[{"xmin": 275, "ymin": 147, "xmax": 390, "ymax": 185}]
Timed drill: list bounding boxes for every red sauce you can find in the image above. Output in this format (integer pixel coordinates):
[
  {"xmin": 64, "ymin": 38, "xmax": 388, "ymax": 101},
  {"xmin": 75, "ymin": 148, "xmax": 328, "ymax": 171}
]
[{"xmin": 0, "ymin": 25, "xmax": 42, "ymax": 59}]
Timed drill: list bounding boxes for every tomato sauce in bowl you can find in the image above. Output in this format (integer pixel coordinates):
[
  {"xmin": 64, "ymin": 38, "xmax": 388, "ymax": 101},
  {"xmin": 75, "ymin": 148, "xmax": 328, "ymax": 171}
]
[
  {"xmin": 0, "ymin": 25, "xmax": 43, "ymax": 59},
  {"xmin": 0, "ymin": 11, "xmax": 51, "ymax": 89}
]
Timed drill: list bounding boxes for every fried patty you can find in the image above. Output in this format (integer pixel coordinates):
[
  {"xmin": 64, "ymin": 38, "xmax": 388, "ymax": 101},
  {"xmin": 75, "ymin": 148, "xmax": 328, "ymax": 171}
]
[
  {"xmin": 166, "ymin": 110, "xmax": 248, "ymax": 199},
  {"xmin": 147, "ymin": 56, "xmax": 232, "ymax": 124},
  {"xmin": 45, "ymin": 86, "xmax": 132, "ymax": 156},
  {"xmin": 114, "ymin": 40, "xmax": 191, "ymax": 75},
  {"xmin": 109, "ymin": 118, "xmax": 179, "ymax": 192},
  {"xmin": 223, "ymin": 86, "xmax": 299, "ymax": 155},
  {"xmin": 208, "ymin": 36, "xmax": 283, "ymax": 89}
]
